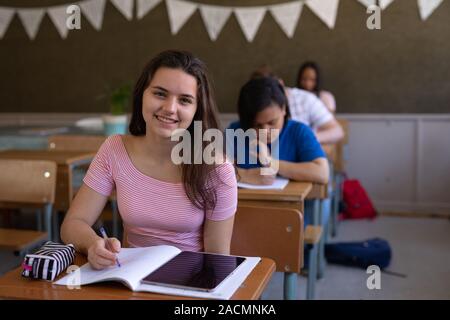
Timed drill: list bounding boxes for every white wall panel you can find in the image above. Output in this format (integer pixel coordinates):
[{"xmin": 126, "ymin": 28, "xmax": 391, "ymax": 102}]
[
  {"xmin": 418, "ymin": 120, "xmax": 450, "ymax": 204},
  {"xmin": 345, "ymin": 120, "xmax": 416, "ymax": 203}
]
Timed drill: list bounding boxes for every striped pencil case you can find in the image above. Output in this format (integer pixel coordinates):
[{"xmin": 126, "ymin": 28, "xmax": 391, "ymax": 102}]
[{"xmin": 21, "ymin": 241, "xmax": 76, "ymax": 281}]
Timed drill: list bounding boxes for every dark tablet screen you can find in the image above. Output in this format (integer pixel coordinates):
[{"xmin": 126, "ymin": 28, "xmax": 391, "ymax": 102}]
[{"xmin": 141, "ymin": 251, "xmax": 246, "ymax": 292}]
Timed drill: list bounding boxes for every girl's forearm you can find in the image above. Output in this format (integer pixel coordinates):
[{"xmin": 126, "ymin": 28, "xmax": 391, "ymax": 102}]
[
  {"xmin": 277, "ymin": 160, "xmax": 329, "ymax": 184},
  {"xmin": 60, "ymin": 219, "xmax": 102, "ymax": 255}
]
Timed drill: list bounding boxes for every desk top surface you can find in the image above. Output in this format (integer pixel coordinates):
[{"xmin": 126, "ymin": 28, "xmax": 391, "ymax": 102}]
[
  {"xmin": 0, "ymin": 255, "xmax": 275, "ymax": 300},
  {"xmin": 0, "ymin": 149, "xmax": 96, "ymax": 165},
  {"xmin": 238, "ymin": 181, "xmax": 313, "ymax": 202}
]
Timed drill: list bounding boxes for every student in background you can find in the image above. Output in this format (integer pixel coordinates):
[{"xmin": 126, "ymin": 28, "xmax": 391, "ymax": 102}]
[
  {"xmin": 251, "ymin": 65, "xmax": 343, "ymax": 144},
  {"xmin": 61, "ymin": 50, "xmax": 237, "ymax": 270},
  {"xmin": 227, "ymin": 76, "xmax": 329, "ymax": 187},
  {"xmin": 297, "ymin": 61, "xmax": 336, "ymax": 113}
]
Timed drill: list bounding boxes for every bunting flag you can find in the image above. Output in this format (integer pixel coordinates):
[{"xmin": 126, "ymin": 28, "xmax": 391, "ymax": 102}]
[
  {"xmin": 0, "ymin": 0, "xmax": 448, "ymax": 42},
  {"xmin": 305, "ymin": 0, "xmax": 340, "ymax": 29},
  {"xmin": 199, "ymin": 4, "xmax": 232, "ymax": 41},
  {"xmin": 269, "ymin": 1, "xmax": 303, "ymax": 38},
  {"xmin": 166, "ymin": 0, "xmax": 198, "ymax": 34},
  {"xmin": 80, "ymin": 0, "xmax": 106, "ymax": 31},
  {"xmin": 234, "ymin": 7, "xmax": 267, "ymax": 42},
  {"xmin": 0, "ymin": 8, "xmax": 15, "ymax": 39},
  {"xmin": 418, "ymin": 0, "xmax": 444, "ymax": 21},
  {"xmin": 379, "ymin": 0, "xmax": 395, "ymax": 10},
  {"xmin": 357, "ymin": 0, "xmax": 376, "ymax": 8},
  {"xmin": 137, "ymin": 0, "xmax": 161, "ymax": 19},
  {"xmin": 17, "ymin": 8, "xmax": 45, "ymax": 40},
  {"xmin": 110, "ymin": 0, "xmax": 134, "ymax": 20},
  {"xmin": 47, "ymin": 5, "xmax": 70, "ymax": 39}
]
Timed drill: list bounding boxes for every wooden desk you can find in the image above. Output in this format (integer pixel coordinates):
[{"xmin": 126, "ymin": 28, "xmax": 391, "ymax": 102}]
[
  {"xmin": 238, "ymin": 181, "xmax": 312, "ymax": 213},
  {"xmin": 0, "ymin": 150, "xmax": 95, "ymax": 212},
  {"xmin": 0, "ymin": 254, "xmax": 275, "ymax": 300}
]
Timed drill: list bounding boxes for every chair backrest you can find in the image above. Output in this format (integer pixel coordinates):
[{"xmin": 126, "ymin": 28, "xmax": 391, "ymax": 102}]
[
  {"xmin": 0, "ymin": 159, "xmax": 57, "ymax": 204},
  {"xmin": 231, "ymin": 205, "xmax": 304, "ymax": 273},
  {"xmin": 336, "ymin": 118, "xmax": 349, "ymax": 144},
  {"xmin": 335, "ymin": 118, "xmax": 349, "ymax": 172},
  {"xmin": 48, "ymin": 135, "xmax": 105, "ymax": 152}
]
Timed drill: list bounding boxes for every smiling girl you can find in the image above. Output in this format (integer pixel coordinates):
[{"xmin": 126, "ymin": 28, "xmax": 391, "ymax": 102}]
[{"xmin": 61, "ymin": 50, "xmax": 237, "ymax": 270}]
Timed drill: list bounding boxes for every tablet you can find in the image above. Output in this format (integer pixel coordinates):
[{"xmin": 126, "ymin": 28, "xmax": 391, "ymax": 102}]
[{"xmin": 141, "ymin": 251, "xmax": 247, "ymax": 292}]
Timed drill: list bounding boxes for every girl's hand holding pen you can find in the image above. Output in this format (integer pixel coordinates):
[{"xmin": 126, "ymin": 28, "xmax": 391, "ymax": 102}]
[{"xmin": 87, "ymin": 231, "xmax": 121, "ymax": 270}]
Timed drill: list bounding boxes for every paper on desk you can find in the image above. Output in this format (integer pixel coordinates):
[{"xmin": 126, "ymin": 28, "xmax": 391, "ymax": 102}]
[
  {"xmin": 54, "ymin": 246, "xmax": 181, "ymax": 290},
  {"xmin": 75, "ymin": 117, "xmax": 104, "ymax": 130},
  {"xmin": 237, "ymin": 177, "xmax": 289, "ymax": 190}
]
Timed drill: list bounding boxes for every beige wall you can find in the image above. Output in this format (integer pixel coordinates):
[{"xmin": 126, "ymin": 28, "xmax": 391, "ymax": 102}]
[{"xmin": 1, "ymin": 0, "xmax": 449, "ymax": 114}]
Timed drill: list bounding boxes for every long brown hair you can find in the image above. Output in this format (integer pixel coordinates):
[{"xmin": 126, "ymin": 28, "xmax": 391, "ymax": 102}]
[{"xmin": 129, "ymin": 50, "xmax": 221, "ymax": 212}]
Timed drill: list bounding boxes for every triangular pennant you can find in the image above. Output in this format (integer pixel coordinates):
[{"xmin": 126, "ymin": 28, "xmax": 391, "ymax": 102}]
[
  {"xmin": 111, "ymin": 0, "xmax": 134, "ymax": 20},
  {"xmin": 234, "ymin": 7, "xmax": 266, "ymax": 42},
  {"xmin": 0, "ymin": 8, "xmax": 15, "ymax": 39},
  {"xmin": 18, "ymin": 8, "xmax": 45, "ymax": 40},
  {"xmin": 418, "ymin": 0, "xmax": 443, "ymax": 21},
  {"xmin": 269, "ymin": 1, "xmax": 303, "ymax": 38},
  {"xmin": 47, "ymin": 5, "xmax": 70, "ymax": 39},
  {"xmin": 137, "ymin": 0, "xmax": 162, "ymax": 19},
  {"xmin": 199, "ymin": 4, "xmax": 232, "ymax": 41},
  {"xmin": 305, "ymin": 0, "xmax": 340, "ymax": 29},
  {"xmin": 357, "ymin": 0, "xmax": 376, "ymax": 8},
  {"xmin": 166, "ymin": 0, "xmax": 198, "ymax": 35},
  {"xmin": 379, "ymin": 0, "xmax": 394, "ymax": 10},
  {"xmin": 80, "ymin": 0, "xmax": 106, "ymax": 31}
]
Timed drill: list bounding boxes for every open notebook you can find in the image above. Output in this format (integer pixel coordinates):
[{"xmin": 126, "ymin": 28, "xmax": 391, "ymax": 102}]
[{"xmin": 54, "ymin": 245, "xmax": 260, "ymax": 300}]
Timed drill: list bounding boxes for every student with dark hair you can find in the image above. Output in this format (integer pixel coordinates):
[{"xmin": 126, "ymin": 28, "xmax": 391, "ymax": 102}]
[
  {"xmin": 297, "ymin": 61, "xmax": 336, "ymax": 113},
  {"xmin": 61, "ymin": 50, "xmax": 237, "ymax": 270},
  {"xmin": 227, "ymin": 76, "xmax": 329, "ymax": 187},
  {"xmin": 251, "ymin": 65, "xmax": 343, "ymax": 144},
  {"xmin": 227, "ymin": 77, "xmax": 330, "ymax": 271}
]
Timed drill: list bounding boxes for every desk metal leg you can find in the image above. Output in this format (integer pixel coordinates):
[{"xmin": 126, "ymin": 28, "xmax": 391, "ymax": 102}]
[
  {"xmin": 306, "ymin": 244, "xmax": 318, "ymax": 300},
  {"xmin": 331, "ymin": 173, "xmax": 342, "ymax": 237},
  {"xmin": 328, "ymin": 161, "xmax": 336, "ymax": 238},
  {"xmin": 36, "ymin": 209, "xmax": 43, "ymax": 231},
  {"xmin": 52, "ymin": 211, "xmax": 59, "ymax": 242},
  {"xmin": 312, "ymin": 198, "xmax": 325, "ymax": 278},
  {"xmin": 317, "ymin": 200, "xmax": 326, "ymax": 279},
  {"xmin": 317, "ymin": 224, "xmax": 327, "ymax": 279},
  {"xmin": 44, "ymin": 204, "xmax": 52, "ymax": 241},
  {"xmin": 283, "ymin": 272, "xmax": 297, "ymax": 300},
  {"xmin": 312, "ymin": 199, "xmax": 320, "ymax": 225}
]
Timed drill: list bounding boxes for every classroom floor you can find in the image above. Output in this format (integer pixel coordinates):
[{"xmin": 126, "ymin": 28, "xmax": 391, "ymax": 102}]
[
  {"xmin": 261, "ymin": 215, "xmax": 450, "ymax": 300},
  {"xmin": 1, "ymin": 215, "xmax": 449, "ymax": 300}
]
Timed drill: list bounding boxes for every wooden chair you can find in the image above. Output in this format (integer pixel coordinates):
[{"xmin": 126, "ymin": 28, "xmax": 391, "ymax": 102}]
[
  {"xmin": 48, "ymin": 135, "xmax": 105, "ymax": 152},
  {"xmin": 230, "ymin": 205, "xmax": 322, "ymax": 300},
  {"xmin": 0, "ymin": 159, "xmax": 57, "ymax": 257},
  {"xmin": 47, "ymin": 135, "xmax": 120, "ymax": 239}
]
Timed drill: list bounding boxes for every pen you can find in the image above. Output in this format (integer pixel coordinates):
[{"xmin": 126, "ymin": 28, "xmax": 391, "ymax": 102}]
[{"xmin": 99, "ymin": 227, "xmax": 121, "ymax": 267}]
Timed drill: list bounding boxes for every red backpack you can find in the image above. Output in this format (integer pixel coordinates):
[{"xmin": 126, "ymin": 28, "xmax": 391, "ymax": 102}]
[{"xmin": 341, "ymin": 179, "xmax": 377, "ymax": 219}]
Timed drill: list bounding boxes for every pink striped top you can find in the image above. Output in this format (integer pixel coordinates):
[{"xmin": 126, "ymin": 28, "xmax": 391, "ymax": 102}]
[{"xmin": 83, "ymin": 135, "xmax": 237, "ymax": 252}]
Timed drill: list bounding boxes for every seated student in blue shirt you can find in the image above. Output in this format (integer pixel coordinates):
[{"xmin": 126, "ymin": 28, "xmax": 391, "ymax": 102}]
[
  {"xmin": 227, "ymin": 77, "xmax": 328, "ymax": 184},
  {"xmin": 226, "ymin": 76, "xmax": 329, "ymax": 227}
]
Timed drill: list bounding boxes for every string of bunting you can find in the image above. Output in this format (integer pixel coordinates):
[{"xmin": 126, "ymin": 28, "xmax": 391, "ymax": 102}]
[{"xmin": 0, "ymin": 0, "xmax": 445, "ymax": 41}]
